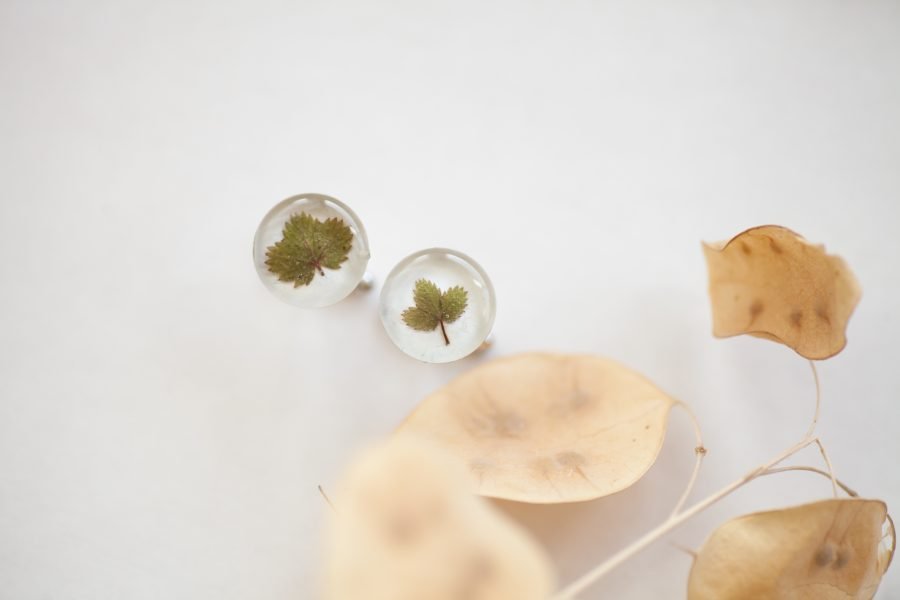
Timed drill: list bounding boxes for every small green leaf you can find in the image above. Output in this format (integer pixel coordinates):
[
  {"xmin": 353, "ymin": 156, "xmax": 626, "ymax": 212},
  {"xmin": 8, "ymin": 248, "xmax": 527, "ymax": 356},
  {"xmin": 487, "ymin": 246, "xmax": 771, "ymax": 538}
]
[
  {"xmin": 265, "ymin": 212, "xmax": 354, "ymax": 287},
  {"xmin": 441, "ymin": 286, "xmax": 468, "ymax": 323},
  {"xmin": 413, "ymin": 279, "xmax": 442, "ymax": 316},
  {"xmin": 400, "ymin": 307, "xmax": 440, "ymax": 331},
  {"xmin": 401, "ymin": 279, "xmax": 468, "ymax": 345}
]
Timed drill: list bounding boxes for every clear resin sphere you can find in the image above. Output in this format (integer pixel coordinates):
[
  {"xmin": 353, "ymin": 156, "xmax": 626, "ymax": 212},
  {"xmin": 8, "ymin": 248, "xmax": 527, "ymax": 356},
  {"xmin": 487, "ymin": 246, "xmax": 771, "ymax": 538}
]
[
  {"xmin": 253, "ymin": 194, "xmax": 370, "ymax": 308},
  {"xmin": 380, "ymin": 249, "xmax": 496, "ymax": 363}
]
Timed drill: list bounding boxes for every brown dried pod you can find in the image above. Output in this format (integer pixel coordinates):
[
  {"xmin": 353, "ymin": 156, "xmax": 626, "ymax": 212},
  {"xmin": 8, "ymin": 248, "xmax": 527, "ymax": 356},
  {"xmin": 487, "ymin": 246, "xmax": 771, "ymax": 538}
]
[
  {"xmin": 688, "ymin": 498, "xmax": 895, "ymax": 599},
  {"xmin": 396, "ymin": 353, "xmax": 676, "ymax": 504},
  {"xmin": 703, "ymin": 225, "xmax": 861, "ymax": 359},
  {"xmin": 324, "ymin": 436, "xmax": 556, "ymax": 600}
]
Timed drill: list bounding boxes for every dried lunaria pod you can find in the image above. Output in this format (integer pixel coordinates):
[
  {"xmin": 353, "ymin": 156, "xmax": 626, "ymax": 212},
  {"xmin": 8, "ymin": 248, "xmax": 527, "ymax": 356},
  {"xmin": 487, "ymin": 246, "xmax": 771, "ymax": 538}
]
[
  {"xmin": 324, "ymin": 436, "xmax": 555, "ymax": 600},
  {"xmin": 703, "ymin": 225, "xmax": 861, "ymax": 360},
  {"xmin": 396, "ymin": 353, "xmax": 676, "ymax": 503},
  {"xmin": 688, "ymin": 498, "xmax": 895, "ymax": 599}
]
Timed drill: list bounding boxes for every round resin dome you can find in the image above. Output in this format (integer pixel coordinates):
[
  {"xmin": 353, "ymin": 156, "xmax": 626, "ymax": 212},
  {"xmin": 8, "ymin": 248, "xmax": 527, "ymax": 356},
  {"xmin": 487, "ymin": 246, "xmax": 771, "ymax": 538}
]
[
  {"xmin": 253, "ymin": 194, "xmax": 370, "ymax": 308},
  {"xmin": 380, "ymin": 249, "xmax": 495, "ymax": 363}
]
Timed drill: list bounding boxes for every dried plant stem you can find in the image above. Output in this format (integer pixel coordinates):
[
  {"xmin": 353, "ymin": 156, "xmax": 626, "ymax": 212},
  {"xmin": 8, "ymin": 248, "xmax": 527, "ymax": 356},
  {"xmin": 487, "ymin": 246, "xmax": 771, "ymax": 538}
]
[
  {"xmin": 553, "ymin": 363, "xmax": 826, "ymax": 600},
  {"xmin": 800, "ymin": 360, "xmax": 839, "ymax": 497},
  {"xmin": 669, "ymin": 542, "xmax": 698, "ymax": 559},
  {"xmin": 812, "ymin": 438, "xmax": 839, "ymax": 497},
  {"xmin": 318, "ymin": 484, "xmax": 337, "ymax": 514},
  {"xmin": 803, "ymin": 360, "xmax": 821, "ymax": 439},
  {"xmin": 759, "ymin": 466, "xmax": 857, "ymax": 497},
  {"xmin": 553, "ymin": 436, "xmax": 816, "ymax": 600},
  {"xmin": 669, "ymin": 401, "xmax": 706, "ymax": 518}
]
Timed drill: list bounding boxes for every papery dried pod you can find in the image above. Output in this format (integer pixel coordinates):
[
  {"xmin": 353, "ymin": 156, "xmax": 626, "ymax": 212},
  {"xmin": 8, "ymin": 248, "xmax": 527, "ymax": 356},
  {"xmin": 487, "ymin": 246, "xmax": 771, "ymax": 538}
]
[
  {"xmin": 688, "ymin": 498, "xmax": 894, "ymax": 599},
  {"xmin": 325, "ymin": 436, "xmax": 555, "ymax": 600},
  {"xmin": 703, "ymin": 225, "xmax": 861, "ymax": 359},
  {"xmin": 396, "ymin": 353, "xmax": 676, "ymax": 503}
]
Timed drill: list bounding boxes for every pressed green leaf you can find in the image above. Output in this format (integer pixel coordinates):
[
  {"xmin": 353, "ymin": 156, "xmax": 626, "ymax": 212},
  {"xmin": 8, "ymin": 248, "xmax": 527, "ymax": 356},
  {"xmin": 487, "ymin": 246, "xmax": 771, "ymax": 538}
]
[
  {"xmin": 441, "ymin": 286, "xmax": 468, "ymax": 323},
  {"xmin": 265, "ymin": 212, "xmax": 353, "ymax": 287},
  {"xmin": 401, "ymin": 279, "xmax": 469, "ymax": 345},
  {"xmin": 400, "ymin": 306, "xmax": 440, "ymax": 331},
  {"xmin": 318, "ymin": 216, "xmax": 355, "ymax": 269},
  {"xmin": 413, "ymin": 279, "xmax": 442, "ymax": 316}
]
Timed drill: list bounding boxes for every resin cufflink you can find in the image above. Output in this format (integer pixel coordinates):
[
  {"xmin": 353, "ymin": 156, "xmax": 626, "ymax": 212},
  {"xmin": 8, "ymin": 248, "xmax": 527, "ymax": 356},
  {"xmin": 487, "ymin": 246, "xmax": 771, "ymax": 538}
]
[
  {"xmin": 253, "ymin": 193, "xmax": 371, "ymax": 308},
  {"xmin": 379, "ymin": 248, "xmax": 495, "ymax": 363}
]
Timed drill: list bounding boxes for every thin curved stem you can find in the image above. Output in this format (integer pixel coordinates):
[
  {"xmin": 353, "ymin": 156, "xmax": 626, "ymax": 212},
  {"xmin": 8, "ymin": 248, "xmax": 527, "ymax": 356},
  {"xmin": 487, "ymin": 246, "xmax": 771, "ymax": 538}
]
[
  {"xmin": 318, "ymin": 484, "xmax": 337, "ymax": 514},
  {"xmin": 553, "ymin": 360, "xmax": 827, "ymax": 600},
  {"xmin": 669, "ymin": 400, "xmax": 706, "ymax": 518},
  {"xmin": 804, "ymin": 360, "xmax": 821, "ymax": 439},
  {"xmin": 802, "ymin": 363, "xmax": 837, "ymax": 496},
  {"xmin": 669, "ymin": 542, "xmax": 697, "ymax": 559},
  {"xmin": 758, "ymin": 465, "xmax": 857, "ymax": 497},
  {"xmin": 552, "ymin": 436, "xmax": 815, "ymax": 600},
  {"xmin": 812, "ymin": 438, "xmax": 839, "ymax": 497}
]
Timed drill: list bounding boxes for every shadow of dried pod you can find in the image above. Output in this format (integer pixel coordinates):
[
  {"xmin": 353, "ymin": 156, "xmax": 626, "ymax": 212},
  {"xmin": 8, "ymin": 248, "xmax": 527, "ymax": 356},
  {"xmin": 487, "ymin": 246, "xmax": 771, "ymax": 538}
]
[
  {"xmin": 396, "ymin": 353, "xmax": 676, "ymax": 504},
  {"xmin": 703, "ymin": 225, "xmax": 861, "ymax": 360},
  {"xmin": 324, "ymin": 436, "xmax": 555, "ymax": 600},
  {"xmin": 688, "ymin": 498, "xmax": 894, "ymax": 599}
]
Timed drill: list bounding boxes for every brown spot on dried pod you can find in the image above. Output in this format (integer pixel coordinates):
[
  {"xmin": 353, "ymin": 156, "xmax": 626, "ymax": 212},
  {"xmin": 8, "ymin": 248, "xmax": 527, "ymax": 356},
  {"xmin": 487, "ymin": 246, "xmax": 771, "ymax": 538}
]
[
  {"xmin": 555, "ymin": 451, "xmax": 586, "ymax": 468},
  {"xmin": 749, "ymin": 299, "xmax": 765, "ymax": 321},
  {"xmin": 814, "ymin": 543, "xmax": 834, "ymax": 567},
  {"xmin": 834, "ymin": 548, "xmax": 852, "ymax": 569}
]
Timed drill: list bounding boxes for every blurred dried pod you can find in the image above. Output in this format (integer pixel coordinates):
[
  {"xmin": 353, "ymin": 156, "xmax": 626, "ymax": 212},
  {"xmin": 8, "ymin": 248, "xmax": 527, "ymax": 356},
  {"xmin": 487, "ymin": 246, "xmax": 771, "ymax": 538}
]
[
  {"xmin": 325, "ymin": 436, "xmax": 555, "ymax": 600},
  {"xmin": 396, "ymin": 353, "xmax": 676, "ymax": 503},
  {"xmin": 688, "ymin": 498, "xmax": 894, "ymax": 599},
  {"xmin": 703, "ymin": 225, "xmax": 861, "ymax": 359}
]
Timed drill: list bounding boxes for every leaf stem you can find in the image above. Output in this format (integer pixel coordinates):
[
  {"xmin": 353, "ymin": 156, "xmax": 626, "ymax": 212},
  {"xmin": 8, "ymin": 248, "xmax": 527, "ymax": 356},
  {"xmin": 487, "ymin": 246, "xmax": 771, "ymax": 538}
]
[
  {"xmin": 669, "ymin": 400, "xmax": 706, "ymax": 518},
  {"xmin": 439, "ymin": 320, "xmax": 450, "ymax": 345},
  {"xmin": 318, "ymin": 484, "xmax": 337, "ymax": 514},
  {"xmin": 812, "ymin": 438, "xmax": 839, "ymax": 498},
  {"xmin": 553, "ymin": 361, "xmax": 826, "ymax": 600},
  {"xmin": 758, "ymin": 466, "xmax": 857, "ymax": 497},
  {"xmin": 552, "ymin": 435, "xmax": 816, "ymax": 600},
  {"xmin": 804, "ymin": 360, "xmax": 821, "ymax": 439}
]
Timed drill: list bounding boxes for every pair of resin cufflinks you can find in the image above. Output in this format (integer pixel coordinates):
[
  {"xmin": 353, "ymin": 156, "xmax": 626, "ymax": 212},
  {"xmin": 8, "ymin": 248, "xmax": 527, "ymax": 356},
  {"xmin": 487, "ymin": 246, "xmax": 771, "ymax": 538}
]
[{"xmin": 252, "ymin": 193, "xmax": 495, "ymax": 363}]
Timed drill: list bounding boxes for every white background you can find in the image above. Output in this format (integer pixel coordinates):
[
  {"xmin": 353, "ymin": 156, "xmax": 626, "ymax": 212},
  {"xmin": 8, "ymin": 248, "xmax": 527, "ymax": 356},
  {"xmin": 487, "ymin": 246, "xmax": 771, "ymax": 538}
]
[{"xmin": 1, "ymin": 1, "xmax": 898, "ymax": 598}]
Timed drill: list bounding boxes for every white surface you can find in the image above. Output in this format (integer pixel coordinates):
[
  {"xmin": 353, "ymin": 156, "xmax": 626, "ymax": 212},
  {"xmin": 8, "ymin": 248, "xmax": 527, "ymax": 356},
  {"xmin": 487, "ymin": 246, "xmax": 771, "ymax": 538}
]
[{"xmin": 1, "ymin": 1, "xmax": 898, "ymax": 598}]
